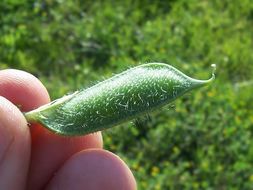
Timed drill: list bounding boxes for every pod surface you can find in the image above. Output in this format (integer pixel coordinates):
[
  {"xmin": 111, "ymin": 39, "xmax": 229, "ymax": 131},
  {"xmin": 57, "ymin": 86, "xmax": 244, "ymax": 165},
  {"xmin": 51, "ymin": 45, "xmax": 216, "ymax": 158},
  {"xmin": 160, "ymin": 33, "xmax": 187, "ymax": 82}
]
[{"xmin": 25, "ymin": 63, "xmax": 215, "ymax": 136}]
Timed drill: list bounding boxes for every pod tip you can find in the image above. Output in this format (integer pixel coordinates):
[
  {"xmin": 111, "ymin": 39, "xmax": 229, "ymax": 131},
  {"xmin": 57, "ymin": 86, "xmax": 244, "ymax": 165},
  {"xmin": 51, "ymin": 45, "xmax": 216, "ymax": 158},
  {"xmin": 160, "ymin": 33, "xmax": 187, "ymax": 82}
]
[
  {"xmin": 209, "ymin": 64, "xmax": 216, "ymax": 81},
  {"xmin": 192, "ymin": 63, "xmax": 216, "ymax": 87},
  {"xmin": 211, "ymin": 63, "xmax": 216, "ymax": 76}
]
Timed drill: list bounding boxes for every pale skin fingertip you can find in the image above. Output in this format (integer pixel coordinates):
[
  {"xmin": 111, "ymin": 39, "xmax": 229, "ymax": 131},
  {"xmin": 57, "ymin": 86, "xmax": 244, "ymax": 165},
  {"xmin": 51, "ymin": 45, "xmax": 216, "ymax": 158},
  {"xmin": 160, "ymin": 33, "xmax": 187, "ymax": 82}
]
[
  {"xmin": 0, "ymin": 96, "xmax": 31, "ymax": 190},
  {"xmin": 46, "ymin": 149, "xmax": 136, "ymax": 190},
  {"xmin": 0, "ymin": 96, "xmax": 29, "ymax": 135},
  {"xmin": 0, "ymin": 69, "xmax": 50, "ymax": 111}
]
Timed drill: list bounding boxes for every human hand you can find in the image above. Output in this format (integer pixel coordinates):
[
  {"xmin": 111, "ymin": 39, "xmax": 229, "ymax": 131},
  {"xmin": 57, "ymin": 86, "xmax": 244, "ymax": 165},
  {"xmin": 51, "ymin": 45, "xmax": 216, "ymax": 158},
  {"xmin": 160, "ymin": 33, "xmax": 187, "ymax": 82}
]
[{"xmin": 0, "ymin": 69, "xmax": 136, "ymax": 190}]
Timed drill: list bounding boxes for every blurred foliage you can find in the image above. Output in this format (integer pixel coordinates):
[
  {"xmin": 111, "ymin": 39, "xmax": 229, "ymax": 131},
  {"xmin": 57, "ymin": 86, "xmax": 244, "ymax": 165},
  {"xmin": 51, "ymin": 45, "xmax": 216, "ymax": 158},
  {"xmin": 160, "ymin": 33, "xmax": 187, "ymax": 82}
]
[{"xmin": 1, "ymin": 0, "xmax": 253, "ymax": 189}]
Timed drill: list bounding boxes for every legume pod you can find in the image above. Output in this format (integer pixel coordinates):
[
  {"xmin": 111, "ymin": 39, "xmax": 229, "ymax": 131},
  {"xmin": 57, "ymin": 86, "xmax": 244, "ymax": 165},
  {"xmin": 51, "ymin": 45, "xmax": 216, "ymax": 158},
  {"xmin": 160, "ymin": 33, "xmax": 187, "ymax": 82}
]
[{"xmin": 24, "ymin": 63, "xmax": 215, "ymax": 136}]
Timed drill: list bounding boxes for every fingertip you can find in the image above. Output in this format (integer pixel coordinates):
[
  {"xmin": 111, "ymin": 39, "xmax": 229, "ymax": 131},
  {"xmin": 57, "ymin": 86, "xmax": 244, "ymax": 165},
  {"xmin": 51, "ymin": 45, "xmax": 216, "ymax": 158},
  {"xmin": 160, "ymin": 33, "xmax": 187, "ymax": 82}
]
[
  {"xmin": 0, "ymin": 96, "xmax": 31, "ymax": 189},
  {"xmin": 27, "ymin": 129, "xmax": 103, "ymax": 190},
  {"xmin": 46, "ymin": 149, "xmax": 137, "ymax": 190},
  {"xmin": 0, "ymin": 69, "xmax": 50, "ymax": 111},
  {"xmin": 0, "ymin": 96, "xmax": 29, "ymax": 143}
]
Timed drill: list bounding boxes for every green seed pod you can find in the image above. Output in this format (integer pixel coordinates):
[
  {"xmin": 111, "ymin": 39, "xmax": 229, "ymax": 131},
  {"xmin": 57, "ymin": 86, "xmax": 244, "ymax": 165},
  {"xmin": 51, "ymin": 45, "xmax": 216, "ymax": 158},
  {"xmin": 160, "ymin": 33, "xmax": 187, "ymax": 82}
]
[{"xmin": 24, "ymin": 63, "xmax": 216, "ymax": 136}]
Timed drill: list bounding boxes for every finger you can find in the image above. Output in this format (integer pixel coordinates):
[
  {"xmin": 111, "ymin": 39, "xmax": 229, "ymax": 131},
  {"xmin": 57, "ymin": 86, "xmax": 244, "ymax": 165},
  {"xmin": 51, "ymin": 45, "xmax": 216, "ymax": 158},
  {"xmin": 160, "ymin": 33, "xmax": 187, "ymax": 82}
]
[
  {"xmin": 28, "ymin": 127, "xmax": 103, "ymax": 190},
  {"xmin": 0, "ymin": 69, "xmax": 50, "ymax": 111},
  {"xmin": 0, "ymin": 97, "xmax": 31, "ymax": 190},
  {"xmin": 45, "ymin": 149, "xmax": 137, "ymax": 190},
  {"xmin": 0, "ymin": 69, "xmax": 103, "ymax": 189}
]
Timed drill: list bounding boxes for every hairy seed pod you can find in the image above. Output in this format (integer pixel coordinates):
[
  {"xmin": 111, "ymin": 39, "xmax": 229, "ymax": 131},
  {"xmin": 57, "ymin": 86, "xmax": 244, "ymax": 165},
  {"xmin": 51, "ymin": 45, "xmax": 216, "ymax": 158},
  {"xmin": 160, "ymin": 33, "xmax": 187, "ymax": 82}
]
[{"xmin": 24, "ymin": 63, "xmax": 216, "ymax": 136}]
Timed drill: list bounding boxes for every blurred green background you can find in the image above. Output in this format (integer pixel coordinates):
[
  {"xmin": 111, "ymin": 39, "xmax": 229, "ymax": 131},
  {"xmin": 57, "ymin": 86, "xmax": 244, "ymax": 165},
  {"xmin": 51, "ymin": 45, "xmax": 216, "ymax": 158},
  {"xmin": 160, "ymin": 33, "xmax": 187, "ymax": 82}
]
[{"xmin": 1, "ymin": 0, "xmax": 253, "ymax": 189}]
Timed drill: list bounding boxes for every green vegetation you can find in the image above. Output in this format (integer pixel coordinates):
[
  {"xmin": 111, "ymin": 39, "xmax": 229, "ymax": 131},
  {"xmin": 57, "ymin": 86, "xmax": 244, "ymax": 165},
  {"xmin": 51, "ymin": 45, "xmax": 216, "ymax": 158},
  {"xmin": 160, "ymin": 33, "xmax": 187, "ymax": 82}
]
[{"xmin": 1, "ymin": 0, "xmax": 253, "ymax": 189}]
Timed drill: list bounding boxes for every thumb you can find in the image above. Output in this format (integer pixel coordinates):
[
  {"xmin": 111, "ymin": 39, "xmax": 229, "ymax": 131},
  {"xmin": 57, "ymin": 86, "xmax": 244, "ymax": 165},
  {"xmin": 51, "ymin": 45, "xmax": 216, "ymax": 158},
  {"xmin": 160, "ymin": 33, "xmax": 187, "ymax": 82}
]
[{"xmin": 0, "ymin": 96, "xmax": 31, "ymax": 190}]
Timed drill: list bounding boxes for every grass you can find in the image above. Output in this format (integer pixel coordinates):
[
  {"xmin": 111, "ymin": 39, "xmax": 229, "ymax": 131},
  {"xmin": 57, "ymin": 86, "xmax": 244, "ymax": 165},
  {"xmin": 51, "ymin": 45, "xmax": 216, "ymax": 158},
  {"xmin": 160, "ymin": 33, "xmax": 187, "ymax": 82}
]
[{"xmin": 1, "ymin": 0, "xmax": 253, "ymax": 189}]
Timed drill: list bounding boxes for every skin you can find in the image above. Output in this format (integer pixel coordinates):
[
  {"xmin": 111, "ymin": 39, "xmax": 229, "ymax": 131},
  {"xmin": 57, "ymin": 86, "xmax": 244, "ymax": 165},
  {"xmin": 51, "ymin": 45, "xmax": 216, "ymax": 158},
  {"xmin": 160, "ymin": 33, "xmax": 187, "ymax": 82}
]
[{"xmin": 0, "ymin": 69, "xmax": 136, "ymax": 190}]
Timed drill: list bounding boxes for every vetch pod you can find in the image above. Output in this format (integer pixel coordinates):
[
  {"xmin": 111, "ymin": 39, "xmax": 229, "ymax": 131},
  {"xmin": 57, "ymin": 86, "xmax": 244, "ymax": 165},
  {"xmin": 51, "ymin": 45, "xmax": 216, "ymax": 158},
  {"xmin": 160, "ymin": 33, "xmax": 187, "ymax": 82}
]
[{"xmin": 24, "ymin": 63, "xmax": 216, "ymax": 136}]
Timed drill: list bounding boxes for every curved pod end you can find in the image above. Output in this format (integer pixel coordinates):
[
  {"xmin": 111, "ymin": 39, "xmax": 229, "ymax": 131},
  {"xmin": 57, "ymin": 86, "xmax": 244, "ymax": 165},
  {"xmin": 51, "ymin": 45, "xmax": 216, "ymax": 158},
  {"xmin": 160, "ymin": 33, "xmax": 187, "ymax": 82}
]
[{"xmin": 190, "ymin": 64, "xmax": 216, "ymax": 89}]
